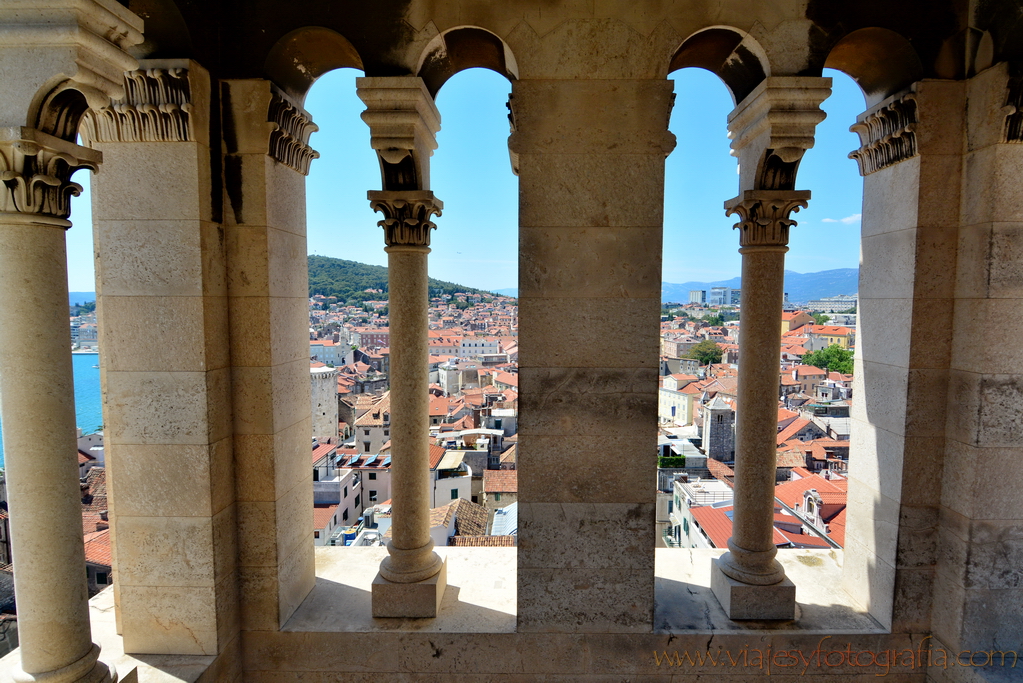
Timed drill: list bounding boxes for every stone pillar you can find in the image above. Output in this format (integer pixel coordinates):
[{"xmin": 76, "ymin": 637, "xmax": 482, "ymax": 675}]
[
  {"xmin": 708, "ymin": 77, "xmax": 830, "ymax": 620},
  {"xmin": 0, "ymin": 130, "xmax": 113, "ymax": 683},
  {"xmin": 510, "ymin": 79, "xmax": 675, "ymax": 632},
  {"xmin": 842, "ymin": 81, "xmax": 963, "ymax": 634},
  {"xmin": 928, "ymin": 62, "xmax": 1023, "ymax": 656},
  {"xmin": 369, "ymin": 192, "xmax": 447, "ymax": 616},
  {"xmin": 357, "ymin": 77, "xmax": 447, "ymax": 617},
  {"xmin": 85, "ymin": 61, "xmax": 240, "ymax": 659},
  {"xmin": 710, "ymin": 192, "xmax": 807, "ymax": 617},
  {"xmin": 0, "ymin": 2, "xmax": 140, "ymax": 679},
  {"xmin": 221, "ymin": 80, "xmax": 318, "ymax": 632}
]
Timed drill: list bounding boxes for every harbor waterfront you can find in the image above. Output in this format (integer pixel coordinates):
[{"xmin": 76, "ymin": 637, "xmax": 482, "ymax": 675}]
[{"xmin": 0, "ymin": 352, "xmax": 103, "ymax": 467}]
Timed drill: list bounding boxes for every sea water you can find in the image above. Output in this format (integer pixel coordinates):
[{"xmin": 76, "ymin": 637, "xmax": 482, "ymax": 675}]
[{"xmin": 0, "ymin": 353, "xmax": 104, "ymax": 467}]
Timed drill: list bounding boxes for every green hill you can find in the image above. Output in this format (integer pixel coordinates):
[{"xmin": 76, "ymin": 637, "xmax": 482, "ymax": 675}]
[{"xmin": 307, "ymin": 255, "xmax": 493, "ymax": 303}]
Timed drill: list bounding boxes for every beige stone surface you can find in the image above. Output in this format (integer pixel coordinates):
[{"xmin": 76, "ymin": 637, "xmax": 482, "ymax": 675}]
[
  {"xmin": 517, "ymin": 434, "xmax": 655, "ymax": 503},
  {"xmin": 518, "ymin": 226, "xmax": 663, "ymax": 299},
  {"xmin": 517, "ymin": 297, "xmax": 659, "ymax": 368},
  {"xmin": 372, "ymin": 560, "xmax": 448, "ymax": 619},
  {"xmin": 518, "ymin": 503, "xmax": 655, "ymax": 570},
  {"xmin": 711, "ymin": 562, "xmax": 796, "ymax": 621}
]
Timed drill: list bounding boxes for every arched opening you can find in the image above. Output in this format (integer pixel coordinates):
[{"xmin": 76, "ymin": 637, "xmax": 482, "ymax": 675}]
[
  {"xmin": 657, "ymin": 60, "xmax": 867, "ymax": 605},
  {"xmin": 266, "ymin": 27, "xmax": 365, "ymax": 105},
  {"xmin": 301, "ymin": 57, "xmax": 518, "ymax": 555},
  {"xmin": 824, "ymin": 28, "xmax": 923, "ymax": 108},
  {"xmin": 669, "ymin": 27, "xmax": 769, "ymax": 104},
  {"xmin": 417, "ymin": 27, "xmax": 518, "ymax": 98}
]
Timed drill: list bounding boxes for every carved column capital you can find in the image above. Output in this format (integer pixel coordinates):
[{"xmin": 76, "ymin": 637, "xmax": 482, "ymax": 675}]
[
  {"xmin": 368, "ymin": 190, "xmax": 443, "ymax": 248},
  {"xmin": 0, "ymin": 127, "xmax": 100, "ymax": 221},
  {"xmin": 849, "ymin": 91, "xmax": 918, "ymax": 175},
  {"xmin": 268, "ymin": 88, "xmax": 319, "ymax": 175},
  {"xmin": 358, "ymin": 77, "xmax": 440, "ymax": 191},
  {"xmin": 725, "ymin": 190, "xmax": 810, "ymax": 248},
  {"xmin": 81, "ymin": 64, "xmax": 197, "ymax": 145}
]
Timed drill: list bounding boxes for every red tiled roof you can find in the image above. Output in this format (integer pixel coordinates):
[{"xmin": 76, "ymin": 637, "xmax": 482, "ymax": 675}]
[
  {"xmin": 827, "ymin": 508, "xmax": 848, "ymax": 547},
  {"xmin": 483, "ymin": 469, "xmax": 518, "ymax": 493},
  {"xmin": 448, "ymin": 535, "xmax": 516, "ymax": 546},
  {"xmin": 429, "ymin": 444, "xmax": 447, "ymax": 469},
  {"xmin": 313, "ymin": 505, "xmax": 339, "ymax": 531},
  {"xmin": 777, "ymin": 528, "xmax": 834, "ymax": 548},
  {"xmin": 774, "ymin": 474, "xmax": 847, "ymax": 510},
  {"xmin": 84, "ymin": 529, "xmax": 111, "ymax": 566},
  {"xmin": 776, "ymin": 418, "xmax": 813, "ymax": 445},
  {"xmin": 312, "ymin": 443, "xmax": 335, "ymax": 465}
]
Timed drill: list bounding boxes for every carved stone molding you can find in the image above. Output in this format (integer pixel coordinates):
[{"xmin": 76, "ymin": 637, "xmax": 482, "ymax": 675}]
[
  {"xmin": 725, "ymin": 190, "xmax": 810, "ymax": 248},
  {"xmin": 1003, "ymin": 73, "xmax": 1023, "ymax": 142},
  {"xmin": 81, "ymin": 68, "xmax": 194, "ymax": 144},
  {"xmin": 368, "ymin": 191, "xmax": 443, "ymax": 247},
  {"xmin": 358, "ymin": 77, "xmax": 440, "ymax": 191},
  {"xmin": 849, "ymin": 93, "xmax": 918, "ymax": 175},
  {"xmin": 0, "ymin": 127, "xmax": 100, "ymax": 220},
  {"xmin": 268, "ymin": 90, "xmax": 319, "ymax": 175},
  {"xmin": 727, "ymin": 77, "xmax": 831, "ymax": 191}
]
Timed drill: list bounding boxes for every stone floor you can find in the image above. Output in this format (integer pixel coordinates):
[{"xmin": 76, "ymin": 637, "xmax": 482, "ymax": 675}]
[{"xmin": 0, "ymin": 546, "xmax": 887, "ymax": 681}]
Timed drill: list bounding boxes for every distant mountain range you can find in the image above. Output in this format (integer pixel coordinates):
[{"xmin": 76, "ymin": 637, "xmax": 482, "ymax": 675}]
[
  {"xmin": 662, "ymin": 268, "xmax": 858, "ymax": 304},
  {"xmin": 492, "ymin": 268, "xmax": 858, "ymax": 303}
]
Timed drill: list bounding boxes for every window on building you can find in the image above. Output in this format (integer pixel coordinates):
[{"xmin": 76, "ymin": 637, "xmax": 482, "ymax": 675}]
[
  {"xmin": 343, "ymin": 485, "xmax": 348, "ymax": 498},
  {"xmin": 354, "ymin": 494, "xmax": 360, "ymax": 507},
  {"xmin": 314, "ymin": 531, "xmax": 320, "ymax": 539},
  {"xmin": 369, "ymin": 472, "xmax": 376, "ymax": 480},
  {"xmin": 494, "ymin": 493, "xmax": 502, "ymax": 502},
  {"xmin": 342, "ymin": 509, "xmax": 349, "ymax": 521},
  {"xmin": 313, "ymin": 469, "xmax": 319, "ymax": 482},
  {"xmin": 369, "ymin": 490, "xmax": 377, "ymax": 502},
  {"xmin": 451, "ymin": 488, "xmax": 458, "ymax": 500},
  {"xmin": 364, "ymin": 429, "xmax": 370, "ymax": 436},
  {"xmin": 363, "ymin": 442, "xmax": 370, "ymax": 452},
  {"xmin": 384, "ymin": 430, "xmax": 389, "ymax": 436}
]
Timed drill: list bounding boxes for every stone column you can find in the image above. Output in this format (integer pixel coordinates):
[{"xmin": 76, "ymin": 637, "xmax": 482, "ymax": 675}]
[
  {"xmin": 708, "ymin": 77, "xmax": 830, "ymax": 620},
  {"xmin": 357, "ymin": 77, "xmax": 447, "ymax": 618},
  {"xmin": 0, "ymin": 130, "xmax": 113, "ymax": 682},
  {"xmin": 0, "ymin": 2, "xmax": 140, "ymax": 679},
  {"xmin": 369, "ymin": 193, "xmax": 447, "ymax": 616},
  {"xmin": 710, "ymin": 191, "xmax": 807, "ymax": 618}
]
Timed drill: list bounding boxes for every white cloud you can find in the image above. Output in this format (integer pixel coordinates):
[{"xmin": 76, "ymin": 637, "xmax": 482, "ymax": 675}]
[{"xmin": 822, "ymin": 213, "xmax": 862, "ymax": 224}]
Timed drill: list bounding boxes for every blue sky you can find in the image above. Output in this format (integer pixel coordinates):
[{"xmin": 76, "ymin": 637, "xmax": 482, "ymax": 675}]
[{"xmin": 66, "ymin": 67, "xmax": 865, "ymax": 293}]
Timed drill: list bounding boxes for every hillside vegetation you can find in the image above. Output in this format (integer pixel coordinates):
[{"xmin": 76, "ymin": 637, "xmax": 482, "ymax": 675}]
[{"xmin": 307, "ymin": 255, "xmax": 491, "ymax": 303}]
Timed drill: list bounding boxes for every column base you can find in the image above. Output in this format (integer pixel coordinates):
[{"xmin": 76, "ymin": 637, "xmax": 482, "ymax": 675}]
[
  {"xmin": 372, "ymin": 557, "xmax": 447, "ymax": 618},
  {"xmin": 711, "ymin": 557, "xmax": 796, "ymax": 620},
  {"xmin": 13, "ymin": 648, "xmax": 116, "ymax": 683}
]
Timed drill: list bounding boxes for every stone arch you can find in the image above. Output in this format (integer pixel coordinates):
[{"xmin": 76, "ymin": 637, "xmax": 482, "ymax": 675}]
[
  {"xmin": 824, "ymin": 27, "xmax": 923, "ymax": 107},
  {"xmin": 265, "ymin": 27, "xmax": 365, "ymax": 104},
  {"xmin": 668, "ymin": 27, "xmax": 770, "ymax": 104},
  {"xmin": 416, "ymin": 27, "xmax": 518, "ymax": 97}
]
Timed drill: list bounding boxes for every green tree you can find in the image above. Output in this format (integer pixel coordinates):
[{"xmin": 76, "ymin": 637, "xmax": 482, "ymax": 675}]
[
  {"xmin": 657, "ymin": 455, "xmax": 685, "ymax": 468},
  {"xmin": 685, "ymin": 339, "xmax": 723, "ymax": 366},
  {"xmin": 801, "ymin": 344, "xmax": 853, "ymax": 375},
  {"xmin": 812, "ymin": 312, "xmax": 831, "ymax": 325},
  {"xmin": 702, "ymin": 314, "xmax": 724, "ymax": 326}
]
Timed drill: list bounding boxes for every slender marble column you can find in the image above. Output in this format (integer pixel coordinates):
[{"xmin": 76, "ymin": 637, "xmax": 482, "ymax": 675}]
[
  {"xmin": 0, "ymin": 129, "xmax": 115, "ymax": 682},
  {"xmin": 710, "ymin": 190, "xmax": 808, "ymax": 620},
  {"xmin": 369, "ymin": 191, "xmax": 447, "ymax": 617}
]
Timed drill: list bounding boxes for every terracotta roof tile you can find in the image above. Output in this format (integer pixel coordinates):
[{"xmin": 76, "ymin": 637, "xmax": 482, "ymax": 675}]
[{"xmin": 483, "ymin": 469, "xmax": 518, "ymax": 493}]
